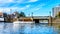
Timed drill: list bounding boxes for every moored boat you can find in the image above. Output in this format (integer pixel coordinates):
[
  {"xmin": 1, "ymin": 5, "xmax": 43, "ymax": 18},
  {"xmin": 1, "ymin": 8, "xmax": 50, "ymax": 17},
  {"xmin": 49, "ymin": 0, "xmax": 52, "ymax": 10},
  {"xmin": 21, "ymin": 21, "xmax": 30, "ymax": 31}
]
[{"xmin": 13, "ymin": 17, "xmax": 34, "ymax": 23}]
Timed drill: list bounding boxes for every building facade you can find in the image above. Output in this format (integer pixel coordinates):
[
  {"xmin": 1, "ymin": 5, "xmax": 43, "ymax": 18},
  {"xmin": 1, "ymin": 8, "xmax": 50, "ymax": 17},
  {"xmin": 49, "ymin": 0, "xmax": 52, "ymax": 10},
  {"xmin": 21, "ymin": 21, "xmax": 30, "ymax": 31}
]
[
  {"xmin": 0, "ymin": 12, "xmax": 3, "ymax": 17},
  {"xmin": 0, "ymin": 12, "xmax": 4, "ymax": 21},
  {"xmin": 52, "ymin": 6, "xmax": 60, "ymax": 17}
]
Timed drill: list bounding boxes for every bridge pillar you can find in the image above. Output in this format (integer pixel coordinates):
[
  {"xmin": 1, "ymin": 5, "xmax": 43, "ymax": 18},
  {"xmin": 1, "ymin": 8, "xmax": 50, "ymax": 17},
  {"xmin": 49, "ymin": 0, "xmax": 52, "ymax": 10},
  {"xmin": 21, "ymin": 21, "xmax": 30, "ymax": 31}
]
[{"xmin": 49, "ymin": 16, "xmax": 52, "ymax": 26}]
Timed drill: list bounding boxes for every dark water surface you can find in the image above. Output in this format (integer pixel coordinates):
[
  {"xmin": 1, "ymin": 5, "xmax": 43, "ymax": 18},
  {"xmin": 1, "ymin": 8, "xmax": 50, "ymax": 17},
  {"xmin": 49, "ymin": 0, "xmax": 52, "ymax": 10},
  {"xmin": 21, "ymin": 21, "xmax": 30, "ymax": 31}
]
[{"xmin": 0, "ymin": 22, "xmax": 59, "ymax": 34}]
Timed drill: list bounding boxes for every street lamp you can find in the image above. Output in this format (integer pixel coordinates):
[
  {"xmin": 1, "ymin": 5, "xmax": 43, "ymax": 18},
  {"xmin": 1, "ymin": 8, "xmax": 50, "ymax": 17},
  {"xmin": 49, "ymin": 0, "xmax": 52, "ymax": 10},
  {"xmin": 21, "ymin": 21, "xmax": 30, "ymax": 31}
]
[
  {"xmin": 10, "ymin": 9, "xmax": 12, "ymax": 14},
  {"xmin": 31, "ymin": 12, "xmax": 33, "ymax": 18},
  {"xmin": 49, "ymin": 11, "xmax": 52, "ymax": 26},
  {"xmin": 49, "ymin": 11, "xmax": 51, "ymax": 16}
]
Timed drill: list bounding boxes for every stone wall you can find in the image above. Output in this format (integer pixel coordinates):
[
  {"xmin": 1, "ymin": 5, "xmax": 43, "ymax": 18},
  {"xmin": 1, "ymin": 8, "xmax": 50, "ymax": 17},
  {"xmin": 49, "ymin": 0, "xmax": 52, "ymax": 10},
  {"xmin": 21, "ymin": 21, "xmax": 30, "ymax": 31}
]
[{"xmin": 52, "ymin": 18, "xmax": 60, "ymax": 23}]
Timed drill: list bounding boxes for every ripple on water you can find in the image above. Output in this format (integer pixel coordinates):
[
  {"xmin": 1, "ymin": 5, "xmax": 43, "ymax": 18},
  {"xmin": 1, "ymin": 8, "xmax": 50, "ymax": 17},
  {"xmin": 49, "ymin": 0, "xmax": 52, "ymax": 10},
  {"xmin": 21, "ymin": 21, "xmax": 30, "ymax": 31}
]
[{"xmin": 0, "ymin": 23, "xmax": 59, "ymax": 34}]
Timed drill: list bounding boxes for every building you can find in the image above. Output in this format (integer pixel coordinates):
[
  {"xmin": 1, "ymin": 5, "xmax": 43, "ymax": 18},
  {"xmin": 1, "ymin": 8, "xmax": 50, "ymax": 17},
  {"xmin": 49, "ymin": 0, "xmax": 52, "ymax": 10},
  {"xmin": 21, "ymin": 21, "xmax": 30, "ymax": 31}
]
[
  {"xmin": 0, "ymin": 12, "xmax": 4, "ymax": 22},
  {"xmin": 12, "ymin": 12, "xmax": 18, "ymax": 18},
  {"xmin": 15, "ymin": 16, "xmax": 50, "ymax": 23},
  {"xmin": 52, "ymin": 5, "xmax": 60, "ymax": 17},
  {"xmin": 0, "ymin": 12, "xmax": 3, "ymax": 17}
]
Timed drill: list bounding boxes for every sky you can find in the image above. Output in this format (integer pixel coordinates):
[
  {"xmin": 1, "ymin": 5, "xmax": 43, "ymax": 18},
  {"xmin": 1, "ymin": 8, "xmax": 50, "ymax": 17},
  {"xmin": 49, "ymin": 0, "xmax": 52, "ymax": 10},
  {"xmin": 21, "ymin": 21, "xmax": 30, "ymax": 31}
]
[{"xmin": 0, "ymin": 0, "xmax": 60, "ymax": 16}]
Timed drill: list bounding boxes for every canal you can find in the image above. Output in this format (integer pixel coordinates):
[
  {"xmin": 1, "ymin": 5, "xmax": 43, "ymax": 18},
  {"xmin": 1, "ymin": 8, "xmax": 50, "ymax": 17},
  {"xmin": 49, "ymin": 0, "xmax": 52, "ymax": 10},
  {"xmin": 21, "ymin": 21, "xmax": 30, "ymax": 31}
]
[{"xmin": 0, "ymin": 22, "xmax": 59, "ymax": 34}]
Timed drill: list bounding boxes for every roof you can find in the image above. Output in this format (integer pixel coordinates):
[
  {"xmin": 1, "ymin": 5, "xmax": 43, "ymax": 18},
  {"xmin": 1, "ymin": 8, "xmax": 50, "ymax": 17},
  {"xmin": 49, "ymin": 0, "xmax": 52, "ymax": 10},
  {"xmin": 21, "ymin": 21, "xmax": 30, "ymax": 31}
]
[{"xmin": 19, "ymin": 17, "xmax": 33, "ymax": 21}]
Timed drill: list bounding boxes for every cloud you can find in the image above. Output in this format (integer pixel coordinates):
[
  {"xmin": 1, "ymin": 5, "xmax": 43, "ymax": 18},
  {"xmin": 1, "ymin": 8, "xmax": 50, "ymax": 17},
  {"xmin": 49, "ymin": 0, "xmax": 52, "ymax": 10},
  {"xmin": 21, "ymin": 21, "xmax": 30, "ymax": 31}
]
[
  {"xmin": 29, "ymin": 0, "xmax": 38, "ymax": 2},
  {"xmin": 0, "ymin": 0, "xmax": 45, "ymax": 14},
  {"xmin": 0, "ymin": 0, "xmax": 16, "ymax": 3},
  {"xmin": 0, "ymin": 0, "xmax": 14, "ymax": 3},
  {"xmin": 26, "ymin": 5, "xmax": 30, "ymax": 8},
  {"xmin": 35, "ymin": 8, "xmax": 40, "ymax": 10},
  {"xmin": 0, "ymin": 4, "xmax": 31, "ymax": 13},
  {"xmin": 0, "ymin": 0, "xmax": 38, "ymax": 3},
  {"xmin": 0, "ymin": 8, "xmax": 11, "ymax": 13},
  {"xmin": 0, "ymin": 0, "xmax": 28, "ymax": 3},
  {"xmin": 28, "ymin": 3, "xmax": 46, "ymax": 12},
  {"xmin": 8, "ymin": 0, "xmax": 14, "ymax": 2},
  {"xmin": 0, "ymin": 0, "xmax": 31, "ymax": 7}
]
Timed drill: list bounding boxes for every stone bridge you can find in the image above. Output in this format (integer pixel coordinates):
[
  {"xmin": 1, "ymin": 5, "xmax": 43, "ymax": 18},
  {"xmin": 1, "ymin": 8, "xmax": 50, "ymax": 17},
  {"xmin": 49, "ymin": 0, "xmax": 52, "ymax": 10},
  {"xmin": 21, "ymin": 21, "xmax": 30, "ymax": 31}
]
[
  {"xmin": 27, "ymin": 16, "xmax": 52, "ymax": 23},
  {"xmin": 13, "ymin": 16, "xmax": 52, "ymax": 25}
]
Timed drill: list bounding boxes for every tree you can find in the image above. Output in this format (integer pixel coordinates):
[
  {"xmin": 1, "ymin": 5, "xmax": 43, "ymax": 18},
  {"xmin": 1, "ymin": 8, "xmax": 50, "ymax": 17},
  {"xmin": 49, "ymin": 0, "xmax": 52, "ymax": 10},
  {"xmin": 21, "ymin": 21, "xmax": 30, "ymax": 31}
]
[
  {"xmin": 14, "ymin": 11, "xmax": 26, "ymax": 18},
  {"xmin": 14, "ymin": 11, "xmax": 20, "ymax": 18},
  {"xmin": 3, "ymin": 13, "xmax": 8, "ymax": 22},
  {"xmin": 3, "ymin": 13, "xmax": 8, "ymax": 17},
  {"xmin": 55, "ymin": 12, "xmax": 60, "ymax": 18},
  {"xmin": 19, "ymin": 12, "xmax": 26, "ymax": 17}
]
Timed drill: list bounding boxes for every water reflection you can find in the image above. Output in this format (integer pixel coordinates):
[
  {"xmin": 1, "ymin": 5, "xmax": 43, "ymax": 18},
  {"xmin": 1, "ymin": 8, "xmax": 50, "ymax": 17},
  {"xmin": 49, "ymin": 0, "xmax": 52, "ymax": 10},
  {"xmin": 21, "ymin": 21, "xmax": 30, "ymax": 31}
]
[{"xmin": 0, "ymin": 23, "xmax": 59, "ymax": 34}]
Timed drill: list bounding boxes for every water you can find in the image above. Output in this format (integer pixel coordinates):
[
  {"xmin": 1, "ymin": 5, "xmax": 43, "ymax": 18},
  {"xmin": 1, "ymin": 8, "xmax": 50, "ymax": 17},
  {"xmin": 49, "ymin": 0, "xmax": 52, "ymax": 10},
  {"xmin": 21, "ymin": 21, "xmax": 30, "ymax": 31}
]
[{"xmin": 0, "ymin": 22, "xmax": 59, "ymax": 34}]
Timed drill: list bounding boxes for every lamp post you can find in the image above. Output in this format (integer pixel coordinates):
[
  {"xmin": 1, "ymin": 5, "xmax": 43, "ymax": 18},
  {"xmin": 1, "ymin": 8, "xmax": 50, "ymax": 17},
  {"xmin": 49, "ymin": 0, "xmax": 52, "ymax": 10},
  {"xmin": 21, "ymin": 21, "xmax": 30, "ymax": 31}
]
[
  {"xmin": 49, "ymin": 11, "xmax": 52, "ymax": 26},
  {"xmin": 31, "ymin": 12, "xmax": 33, "ymax": 22},
  {"xmin": 32, "ymin": 12, "xmax": 33, "ymax": 18},
  {"xmin": 10, "ymin": 9, "xmax": 12, "ymax": 14},
  {"xmin": 49, "ymin": 11, "xmax": 51, "ymax": 17}
]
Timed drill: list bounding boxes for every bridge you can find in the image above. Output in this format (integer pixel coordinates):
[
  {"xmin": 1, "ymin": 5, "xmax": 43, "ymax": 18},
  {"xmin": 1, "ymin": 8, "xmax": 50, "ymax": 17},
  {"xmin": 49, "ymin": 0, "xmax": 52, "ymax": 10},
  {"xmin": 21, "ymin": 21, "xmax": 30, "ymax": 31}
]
[
  {"xmin": 33, "ymin": 16, "xmax": 49, "ymax": 23},
  {"xmin": 13, "ymin": 16, "xmax": 52, "ymax": 25},
  {"xmin": 32, "ymin": 16, "xmax": 52, "ymax": 26},
  {"xmin": 27, "ymin": 16, "xmax": 52, "ymax": 23}
]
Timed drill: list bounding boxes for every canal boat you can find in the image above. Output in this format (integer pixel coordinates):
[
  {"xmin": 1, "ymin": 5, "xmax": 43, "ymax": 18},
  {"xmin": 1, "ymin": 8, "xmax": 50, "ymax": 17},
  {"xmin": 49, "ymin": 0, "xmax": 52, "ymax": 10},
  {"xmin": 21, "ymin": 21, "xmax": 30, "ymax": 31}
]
[
  {"xmin": 13, "ymin": 17, "xmax": 34, "ymax": 30},
  {"xmin": 13, "ymin": 17, "xmax": 34, "ymax": 23}
]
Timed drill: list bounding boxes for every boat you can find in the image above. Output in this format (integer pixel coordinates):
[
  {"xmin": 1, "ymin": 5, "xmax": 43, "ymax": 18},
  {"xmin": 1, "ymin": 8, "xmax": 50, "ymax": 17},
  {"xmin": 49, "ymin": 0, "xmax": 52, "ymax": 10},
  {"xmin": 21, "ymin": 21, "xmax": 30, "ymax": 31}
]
[
  {"xmin": 13, "ymin": 17, "xmax": 34, "ymax": 23},
  {"xmin": 13, "ymin": 21, "xmax": 34, "ymax": 23},
  {"xmin": 13, "ymin": 17, "xmax": 34, "ymax": 31},
  {"xmin": 0, "ymin": 17, "xmax": 4, "ymax": 22}
]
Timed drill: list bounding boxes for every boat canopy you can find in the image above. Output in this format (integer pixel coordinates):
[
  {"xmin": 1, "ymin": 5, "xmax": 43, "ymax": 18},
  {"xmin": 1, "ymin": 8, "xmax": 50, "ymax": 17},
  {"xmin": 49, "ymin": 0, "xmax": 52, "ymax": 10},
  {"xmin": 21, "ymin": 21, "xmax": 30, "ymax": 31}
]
[{"xmin": 19, "ymin": 17, "xmax": 33, "ymax": 22}]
